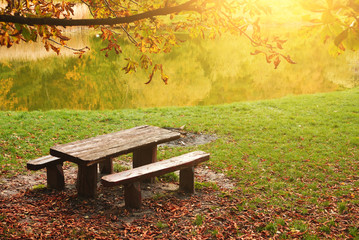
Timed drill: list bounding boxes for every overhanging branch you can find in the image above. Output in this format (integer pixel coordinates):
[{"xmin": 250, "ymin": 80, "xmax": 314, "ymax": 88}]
[{"xmin": 0, "ymin": 0, "xmax": 198, "ymax": 26}]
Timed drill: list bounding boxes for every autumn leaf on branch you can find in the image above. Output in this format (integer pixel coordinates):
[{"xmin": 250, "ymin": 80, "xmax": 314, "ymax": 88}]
[
  {"xmin": 122, "ymin": 58, "xmax": 139, "ymax": 74},
  {"xmin": 145, "ymin": 64, "xmax": 168, "ymax": 85},
  {"xmin": 300, "ymin": 0, "xmax": 359, "ymax": 54}
]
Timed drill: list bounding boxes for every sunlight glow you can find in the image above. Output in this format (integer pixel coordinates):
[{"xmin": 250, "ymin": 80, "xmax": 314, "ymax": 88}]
[{"xmin": 256, "ymin": 0, "xmax": 304, "ymax": 24}]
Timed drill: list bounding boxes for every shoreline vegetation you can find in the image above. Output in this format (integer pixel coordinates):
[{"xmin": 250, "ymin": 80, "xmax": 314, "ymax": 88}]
[{"xmin": 1, "ymin": 88, "xmax": 358, "ymax": 238}]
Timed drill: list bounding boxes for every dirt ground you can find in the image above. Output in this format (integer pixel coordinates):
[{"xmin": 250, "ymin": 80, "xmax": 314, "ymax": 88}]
[{"xmin": 0, "ymin": 162, "xmax": 234, "ymax": 199}]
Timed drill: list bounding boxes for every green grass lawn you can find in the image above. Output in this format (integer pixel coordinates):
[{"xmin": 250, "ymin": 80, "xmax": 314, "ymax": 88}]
[{"xmin": 0, "ymin": 88, "xmax": 358, "ymax": 239}]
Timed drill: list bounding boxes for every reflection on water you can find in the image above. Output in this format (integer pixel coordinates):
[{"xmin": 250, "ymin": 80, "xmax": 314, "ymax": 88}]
[
  {"xmin": 0, "ymin": 4, "xmax": 91, "ymax": 61},
  {"xmin": 0, "ymin": 32, "xmax": 90, "ymax": 61},
  {"xmin": 0, "ymin": 29, "xmax": 357, "ymax": 110}
]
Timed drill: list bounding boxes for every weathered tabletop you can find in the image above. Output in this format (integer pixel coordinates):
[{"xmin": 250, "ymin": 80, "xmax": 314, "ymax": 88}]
[
  {"xmin": 50, "ymin": 125, "xmax": 180, "ymax": 166},
  {"xmin": 49, "ymin": 125, "xmax": 181, "ymax": 197}
]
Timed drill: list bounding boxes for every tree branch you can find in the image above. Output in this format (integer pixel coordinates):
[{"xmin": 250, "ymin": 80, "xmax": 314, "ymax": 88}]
[
  {"xmin": 0, "ymin": 0, "xmax": 198, "ymax": 26},
  {"xmin": 48, "ymin": 38, "xmax": 90, "ymax": 52}
]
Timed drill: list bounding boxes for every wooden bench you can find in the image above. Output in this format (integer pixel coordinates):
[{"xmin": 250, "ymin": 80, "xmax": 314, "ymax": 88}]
[
  {"xmin": 101, "ymin": 151, "xmax": 210, "ymax": 209},
  {"xmin": 27, "ymin": 155, "xmax": 65, "ymax": 190},
  {"xmin": 27, "ymin": 125, "xmax": 180, "ymax": 198}
]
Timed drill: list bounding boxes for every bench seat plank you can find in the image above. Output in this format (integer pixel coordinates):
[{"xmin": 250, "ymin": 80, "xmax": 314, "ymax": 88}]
[
  {"xmin": 101, "ymin": 151, "xmax": 210, "ymax": 187},
  {"xmin": 27, "ymin": 155, "xmax": 63, "ymax": 171},
  {"xmin": 27, "ymin": 155, "xmax": 65, "ymax": 190},
  {"xmin": 50, "ymin": 125, "xmax": 180, "ymax": 166}
]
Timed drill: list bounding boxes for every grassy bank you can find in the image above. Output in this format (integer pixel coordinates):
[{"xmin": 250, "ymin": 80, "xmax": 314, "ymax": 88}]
[{"xmin": 1, "ymin": 88, "xmax": 358, "ymax": 238}]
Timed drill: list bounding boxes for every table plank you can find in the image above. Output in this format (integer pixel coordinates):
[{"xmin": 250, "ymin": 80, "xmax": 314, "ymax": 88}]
[{"xmin": 50, "ymin": 125, "xmax": 180, "ymax": 166}]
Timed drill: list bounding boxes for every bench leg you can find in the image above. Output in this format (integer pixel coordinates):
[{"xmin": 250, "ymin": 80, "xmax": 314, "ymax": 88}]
[
  {"xmin": 76, "ymin": 164, "xmax": 98, "ymax": 198},
  {"xmin": 179, "ymin": 167, "xmax": 195, "ymax": 194},
  {"xmin": 133, "ymin": 145, "xmax": 157, "ymax": 183},
  {"xmin": 99, "ymin": 158, "xmax": 113, "ymax": 174},
  {"xmin": 46, "ymin": 163, "xmax": 65, "ymax": 190},
  {"xmin": 124, "ymin": 182, "xmax": 142, "ymax": 209}
]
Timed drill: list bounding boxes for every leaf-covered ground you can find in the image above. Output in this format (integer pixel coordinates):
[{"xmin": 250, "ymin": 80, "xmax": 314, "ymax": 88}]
[
  {"xmin": 1, "ymin": 88, "xmax": 358, "ymax": 239},
  {"xmin": 1, "ymin": 164, "xmax": 358, "ymax": 239}
]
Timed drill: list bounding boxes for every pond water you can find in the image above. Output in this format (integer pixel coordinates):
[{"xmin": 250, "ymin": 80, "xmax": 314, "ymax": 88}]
[{"xmin": 0, "ymin": 24, "xmax": 358, "ymax": 110}]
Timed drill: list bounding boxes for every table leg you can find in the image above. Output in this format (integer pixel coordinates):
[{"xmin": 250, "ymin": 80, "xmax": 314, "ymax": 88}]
[
  {"xmin": 133, "ymin": 145, "xmax": 157, "ymax": 183},
  {"xmin": 76, "ymin": 164, "xmax": 98, "ymax": 198},
  {"xmin": 99, "ymin": 158, "xmax": 113, "ymax": 174}
]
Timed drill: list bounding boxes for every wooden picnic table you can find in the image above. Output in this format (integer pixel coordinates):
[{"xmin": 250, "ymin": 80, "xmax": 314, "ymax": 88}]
[{"xmin": 49, "ymin": 125, "xmax": 180, "ymax": 197}]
